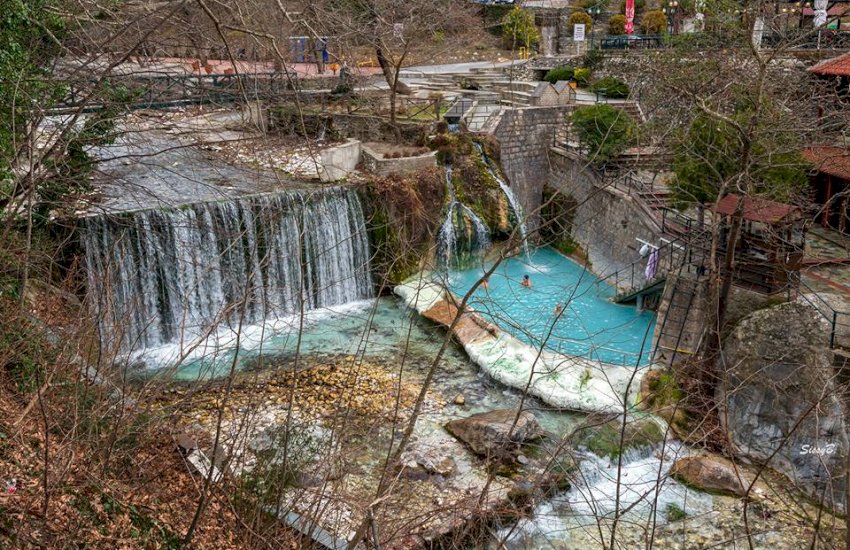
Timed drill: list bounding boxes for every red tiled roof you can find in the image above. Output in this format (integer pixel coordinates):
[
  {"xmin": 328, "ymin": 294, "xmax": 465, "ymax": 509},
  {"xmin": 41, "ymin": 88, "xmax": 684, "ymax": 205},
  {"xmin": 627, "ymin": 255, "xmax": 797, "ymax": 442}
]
[
  {"xmin": 802, "ymin": 146, "xmax": 850, "ymax": 180},
  {"xmin": 808, "ymin": 52, "xmax": 850, "ymax": 77},
  {"xmin": 714, "ymin": 194, "xmax": 801, "ymax": 224}
]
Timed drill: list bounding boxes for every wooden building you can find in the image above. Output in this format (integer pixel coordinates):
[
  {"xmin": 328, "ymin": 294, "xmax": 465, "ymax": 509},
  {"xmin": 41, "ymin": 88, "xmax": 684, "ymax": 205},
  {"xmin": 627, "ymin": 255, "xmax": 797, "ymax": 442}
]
[
  {"xmin": 713, "ymin": 194, "xmax": 805, "ymax": 294},
  {"xmin": 802, "ymin": 146, "xmax": 850, "ymax": 234}
]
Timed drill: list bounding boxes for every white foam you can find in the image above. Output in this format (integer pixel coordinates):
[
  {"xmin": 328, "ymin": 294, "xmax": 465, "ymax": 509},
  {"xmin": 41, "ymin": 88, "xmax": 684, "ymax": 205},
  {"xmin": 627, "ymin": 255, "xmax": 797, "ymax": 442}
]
[
  {"xmin": 127, "ymin": 299, "xmax": 376, "ymax": 368},
  {"xmin": 395, "ymin": 275, "xmax": 650, "ymax": 414}
]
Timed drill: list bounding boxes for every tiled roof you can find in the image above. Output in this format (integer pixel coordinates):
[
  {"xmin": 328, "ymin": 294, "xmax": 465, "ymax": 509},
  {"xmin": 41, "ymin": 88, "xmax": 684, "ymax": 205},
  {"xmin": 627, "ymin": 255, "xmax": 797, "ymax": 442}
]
[
  {"xmin": 808, "ymin": 52, "xmax": 850, "ymax": 77},
  {"xmin": 714, "ymin": 194, "xmax": 801, "ymax": 224},
  {"xmin": 802, "ymin": 146, "xmax": 850, "ymax": 180}
]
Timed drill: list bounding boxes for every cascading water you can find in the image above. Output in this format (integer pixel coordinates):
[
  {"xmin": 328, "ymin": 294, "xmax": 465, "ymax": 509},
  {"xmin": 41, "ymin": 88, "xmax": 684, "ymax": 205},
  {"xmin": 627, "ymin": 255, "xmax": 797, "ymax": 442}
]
[
  {"xmin": 438, "ymin": 165, "xmax": 491, "ymax": 267},
  {"xmin": 82, "ymin": 186, "xmax": 373, "ymax": 354},
  {"xmin": 472, "ymin": 142, "xmax": 529, "ymax": 257}
]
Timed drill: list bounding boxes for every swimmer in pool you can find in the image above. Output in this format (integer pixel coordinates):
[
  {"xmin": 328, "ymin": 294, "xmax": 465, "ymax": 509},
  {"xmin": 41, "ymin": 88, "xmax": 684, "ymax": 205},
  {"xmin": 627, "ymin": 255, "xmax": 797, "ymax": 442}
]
[
  {"xmin": 521, "ymin": 274, "xmax": 532, "ymax": 288},
  {"xmin": 482, "ymin": 277, "xmax": 489, "ymax": 290},
  {"xmin": 554, "ymin": 303, "xmax": 563, "ymax": 315}
]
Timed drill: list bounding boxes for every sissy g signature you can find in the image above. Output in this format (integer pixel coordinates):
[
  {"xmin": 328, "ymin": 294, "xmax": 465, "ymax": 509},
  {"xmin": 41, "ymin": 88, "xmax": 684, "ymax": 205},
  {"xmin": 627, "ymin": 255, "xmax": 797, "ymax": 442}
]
[{"xmin": 800, "ymin": 443, "xmax": 838, "ymax": 456}]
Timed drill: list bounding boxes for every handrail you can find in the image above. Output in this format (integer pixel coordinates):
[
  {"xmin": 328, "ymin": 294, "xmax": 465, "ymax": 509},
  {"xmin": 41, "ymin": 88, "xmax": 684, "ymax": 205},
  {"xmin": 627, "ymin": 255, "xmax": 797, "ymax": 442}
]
[
  {"xmin": 597, "ymin": 230, "xmax": 709, "ymax": 297},
  {"xmin": 789, "ymin": 277, "xmax": 850, "ymax": 349}
]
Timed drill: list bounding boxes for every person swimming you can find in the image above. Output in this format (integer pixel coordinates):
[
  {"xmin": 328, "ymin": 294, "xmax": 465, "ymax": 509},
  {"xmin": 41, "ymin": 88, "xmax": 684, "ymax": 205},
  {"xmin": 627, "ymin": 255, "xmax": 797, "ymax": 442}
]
[
  {"xmin": 554, "ymin": 303, "xmax": 563, "ymax": 315},
  {"xmin": 482, "ymin": 277, "xmax": 490, "ymax": 290},
  {"xmin": 521, "ymin": 274, "xmax": 532, "ymax": 288}
]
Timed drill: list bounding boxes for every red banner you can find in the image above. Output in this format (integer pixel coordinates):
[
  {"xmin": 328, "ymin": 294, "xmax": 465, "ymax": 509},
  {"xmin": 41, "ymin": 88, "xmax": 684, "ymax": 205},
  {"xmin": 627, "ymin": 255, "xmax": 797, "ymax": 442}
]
[{"xmin": 625, "ymin": 0, "xmax": 635, "ymax": 34}]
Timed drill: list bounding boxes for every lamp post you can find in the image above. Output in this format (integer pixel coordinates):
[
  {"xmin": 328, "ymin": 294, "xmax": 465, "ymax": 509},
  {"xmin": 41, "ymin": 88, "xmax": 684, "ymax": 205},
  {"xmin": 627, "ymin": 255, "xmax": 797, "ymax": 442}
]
[
  {"xmin": 586, "ymin": 4, "xmax": 602, "ymax": 46},
  {"xmin": 663, "ymin": 0, "xmax": 679, "ymax": 34}
]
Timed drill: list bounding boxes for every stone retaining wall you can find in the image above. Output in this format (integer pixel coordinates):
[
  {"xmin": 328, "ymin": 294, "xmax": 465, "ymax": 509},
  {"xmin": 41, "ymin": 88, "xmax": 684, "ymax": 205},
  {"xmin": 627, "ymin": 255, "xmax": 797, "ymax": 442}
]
[
  {"xmin": 547, "ymin": 147, "xmax": 660, "ymax": 277},
  {"xmin": 493, "ymin": 106, "xmax": 573, "ymax": 233}
]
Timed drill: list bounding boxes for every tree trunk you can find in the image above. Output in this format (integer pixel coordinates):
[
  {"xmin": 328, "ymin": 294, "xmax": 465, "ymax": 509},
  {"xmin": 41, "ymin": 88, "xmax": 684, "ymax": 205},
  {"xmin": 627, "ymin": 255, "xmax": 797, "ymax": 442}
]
[{"xmin": 376, "ymin": 46, "xmax": 411, "ymax": 95}]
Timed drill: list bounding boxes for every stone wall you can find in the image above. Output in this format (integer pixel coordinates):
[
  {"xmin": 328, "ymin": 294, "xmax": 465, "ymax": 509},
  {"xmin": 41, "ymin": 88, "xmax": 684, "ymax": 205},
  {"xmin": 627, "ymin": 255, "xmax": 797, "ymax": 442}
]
[
  {"xmin": 547, "ymin": 147, "xmax": 660, "ymax": 277},
  {"xmin": 493, "ymin": 106, "xmax": 573, "ymax": 233},
  {"xmin": 361, "ymin": 144, "xmax": 437, "ymax": 176}
]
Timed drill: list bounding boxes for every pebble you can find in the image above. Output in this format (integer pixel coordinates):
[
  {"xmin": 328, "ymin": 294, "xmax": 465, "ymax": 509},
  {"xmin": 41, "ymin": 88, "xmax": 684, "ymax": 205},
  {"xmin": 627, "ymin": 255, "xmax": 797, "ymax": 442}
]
[{"xmin": 453, "ymin": 394, "xmax": 465, "ymax": 406}]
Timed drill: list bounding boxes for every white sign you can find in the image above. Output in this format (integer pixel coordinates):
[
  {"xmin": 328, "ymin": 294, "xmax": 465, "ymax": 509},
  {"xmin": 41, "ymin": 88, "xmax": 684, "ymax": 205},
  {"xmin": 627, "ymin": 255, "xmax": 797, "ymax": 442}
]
[{"xmin": 574, "ymin": 23, "xmax": 586, "ymax": 42}]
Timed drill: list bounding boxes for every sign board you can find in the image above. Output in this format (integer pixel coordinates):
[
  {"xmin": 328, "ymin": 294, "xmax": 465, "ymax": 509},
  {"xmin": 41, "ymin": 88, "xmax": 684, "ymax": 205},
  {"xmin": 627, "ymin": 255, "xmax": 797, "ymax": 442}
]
[{"xmin": 574, "ymin": 24, "xmax": 586, "ymax": 42}]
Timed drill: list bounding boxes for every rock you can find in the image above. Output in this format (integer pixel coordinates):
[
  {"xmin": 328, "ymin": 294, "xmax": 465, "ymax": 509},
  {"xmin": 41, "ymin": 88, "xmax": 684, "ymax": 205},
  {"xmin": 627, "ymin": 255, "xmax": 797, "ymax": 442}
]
[
  {"xmin": 719, "ymin": 301, "xmax": 848, "ymax": 511},
  {"xmin": 669, "ymin": 455, "xmax": 749, "ymax": 497},
  {"xmin": 399, "ymin": 443, "xmax": 456, "ymax": 476},
  {"xmin": 796, "ymin": 293, "xmax": 850, "ymax": 349},
  {"xmin": 453, "ymin": 394, "xmax": 466, "ymax": 406},
  {"xmin": 445, "ymin": 409, "xmax": 545, "ymax": 458},
  {"xmin": 516, "ymin": 454, "xmax": 529, "ymax": 465},
  {"xmin": 576, "ymin": 417, "xmax": 665, "ymax": 460},
  {"xmin": 176, "ymin": 433, "xmax": 198, "ymax": 455}
]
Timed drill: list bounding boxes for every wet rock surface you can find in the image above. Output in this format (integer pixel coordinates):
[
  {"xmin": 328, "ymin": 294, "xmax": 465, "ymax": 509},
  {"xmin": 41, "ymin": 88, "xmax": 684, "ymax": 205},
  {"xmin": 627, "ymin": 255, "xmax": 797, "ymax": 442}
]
[
  {"xmin": 669, "ymin": 455, "xmax": 750, "ymax": 497},
  {"xmin": 445, "ymin": 409, "xmax": 546, "ymax": 458}
]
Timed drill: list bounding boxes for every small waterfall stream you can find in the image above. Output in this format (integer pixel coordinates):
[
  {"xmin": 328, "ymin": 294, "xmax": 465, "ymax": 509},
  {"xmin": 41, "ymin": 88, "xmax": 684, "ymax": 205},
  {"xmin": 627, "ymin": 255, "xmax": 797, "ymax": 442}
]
[
  {"xmin": 83, "ymin": 186, "xmax": 373, "ymax": 353},
  {"xmin": 472, "ymin": 142, "xmax": 529, "ymax": 256},
  {"xmin": 438, "ymin": 165, "xmax": 491, "ymax": 267}
]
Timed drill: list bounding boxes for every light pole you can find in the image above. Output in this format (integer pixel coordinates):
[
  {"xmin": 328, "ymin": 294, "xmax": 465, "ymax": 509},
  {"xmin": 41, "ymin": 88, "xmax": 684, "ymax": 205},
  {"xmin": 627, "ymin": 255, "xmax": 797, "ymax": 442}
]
[
  {"xmin": 663, "ymin": 0, "xmax": 679, "ymax": 34},
  {"xmin": 586, "ymin": 4, "xmax": 602, "ymax": 47}
]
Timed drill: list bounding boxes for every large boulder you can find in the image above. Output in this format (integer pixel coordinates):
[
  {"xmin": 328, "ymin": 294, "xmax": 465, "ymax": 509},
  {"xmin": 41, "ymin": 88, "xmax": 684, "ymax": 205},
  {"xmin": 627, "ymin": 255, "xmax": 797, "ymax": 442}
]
[
  {"xmin": 718, "ymin": 301, "xmax": 848, "ymax": 510},
  {"xmin": 669, "ymin": 455, "xmax": 750, "ymax": 497},
  {"xmin": 445, "ymin": 409, "xmax": 545, "ymax": 458}
]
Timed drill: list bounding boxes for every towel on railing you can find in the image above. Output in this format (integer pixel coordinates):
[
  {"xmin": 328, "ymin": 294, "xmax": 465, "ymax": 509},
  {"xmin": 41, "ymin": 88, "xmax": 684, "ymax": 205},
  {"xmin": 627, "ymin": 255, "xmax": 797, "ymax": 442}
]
[{"xmin": 645, "ymin": 249, "xmax": 659, "ymax": 280}]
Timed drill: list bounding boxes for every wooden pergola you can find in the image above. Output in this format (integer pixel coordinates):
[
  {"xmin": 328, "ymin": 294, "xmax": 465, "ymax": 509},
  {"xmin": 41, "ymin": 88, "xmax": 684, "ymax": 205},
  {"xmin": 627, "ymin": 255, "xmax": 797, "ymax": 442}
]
[{"xmin": 713, "ymin": 194, "xmax": 806, "ymax": 294}]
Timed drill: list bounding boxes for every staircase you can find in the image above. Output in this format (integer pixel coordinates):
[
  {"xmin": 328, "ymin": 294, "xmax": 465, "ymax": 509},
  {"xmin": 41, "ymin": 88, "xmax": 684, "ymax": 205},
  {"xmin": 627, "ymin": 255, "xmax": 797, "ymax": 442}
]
[{"xmin": 651, "ymin": 274, "xmax": 706, "ymax": 365}]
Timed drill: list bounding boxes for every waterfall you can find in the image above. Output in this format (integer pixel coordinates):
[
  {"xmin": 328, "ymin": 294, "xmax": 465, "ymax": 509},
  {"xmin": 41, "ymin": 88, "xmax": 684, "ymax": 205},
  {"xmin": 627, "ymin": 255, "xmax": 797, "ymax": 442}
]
[
  {"xmin": 82, "ymin": 187, "xmax": 373, "ymax": 353},
  {"xmin": 437, "ymin": 165, "xmax": 491, "ymax": 267},
  {"xmin": 473, "ymin": 142, "xmax": 529, "ymax": 256}
]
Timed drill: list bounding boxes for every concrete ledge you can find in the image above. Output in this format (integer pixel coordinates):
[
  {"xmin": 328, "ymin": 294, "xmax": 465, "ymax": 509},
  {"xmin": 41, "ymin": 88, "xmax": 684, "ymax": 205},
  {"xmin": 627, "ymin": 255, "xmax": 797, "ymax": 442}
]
[{"xmin": 318, "ymin": 139, "xmax": 361, "ymax": 182}]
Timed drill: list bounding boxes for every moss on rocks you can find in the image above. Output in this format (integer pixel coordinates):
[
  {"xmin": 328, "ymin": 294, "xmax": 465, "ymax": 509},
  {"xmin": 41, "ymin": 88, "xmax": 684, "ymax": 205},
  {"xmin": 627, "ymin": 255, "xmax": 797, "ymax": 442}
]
[
  {"xmin": 360, "ymin": 168, "xmax": 445, "ymax": 285},
  {"xmin": 575, "ymin": 417, "xmax": 665, "ymax": 460}
]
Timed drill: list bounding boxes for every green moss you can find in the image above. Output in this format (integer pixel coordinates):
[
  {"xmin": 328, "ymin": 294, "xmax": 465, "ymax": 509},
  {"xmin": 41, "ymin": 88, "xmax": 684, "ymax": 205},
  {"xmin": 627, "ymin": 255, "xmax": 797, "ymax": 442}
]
[
  {"xmin": 640, "ymin": 369, "xmax": 691, "ymax": 433},
  {"xmin": 579, "ymin": 418, "xmax": 664, "ymax": 460},
  {"xmin": 648, "ymin": 371, "xmax": 684, "ymax": 404},
  {"xmin": 665, "ymin": 502, "xmax": 688, "ymax": 522}
]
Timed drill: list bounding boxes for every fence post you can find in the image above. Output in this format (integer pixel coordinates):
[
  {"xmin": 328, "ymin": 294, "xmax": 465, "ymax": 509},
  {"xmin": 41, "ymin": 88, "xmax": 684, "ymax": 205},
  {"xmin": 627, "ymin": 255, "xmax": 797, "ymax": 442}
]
[{"xmin": 831, "ymin": 311, "xmax": 837, "ymax": 348}]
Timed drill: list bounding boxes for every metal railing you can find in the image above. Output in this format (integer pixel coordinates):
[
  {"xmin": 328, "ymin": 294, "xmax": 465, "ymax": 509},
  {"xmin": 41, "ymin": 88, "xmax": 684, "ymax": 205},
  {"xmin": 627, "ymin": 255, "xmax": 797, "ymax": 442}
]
[
  {"xmin": 599, "ymin": 35, "xmax": 665, "ymax": 50},
  {"xmin": 788, "ymin": 278, "xmax": 850, "ymax": 350},
  {"xmin": 597, "ymin": 231, "xmax": 709, "ymax": 297}
]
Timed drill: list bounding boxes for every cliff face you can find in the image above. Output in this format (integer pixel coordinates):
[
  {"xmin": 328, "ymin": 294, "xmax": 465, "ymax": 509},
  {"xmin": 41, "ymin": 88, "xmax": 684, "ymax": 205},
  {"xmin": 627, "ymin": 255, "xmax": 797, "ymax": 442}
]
[{"xmin": 718, "ymin": 301, "xmax": 848, "ymax": 511}]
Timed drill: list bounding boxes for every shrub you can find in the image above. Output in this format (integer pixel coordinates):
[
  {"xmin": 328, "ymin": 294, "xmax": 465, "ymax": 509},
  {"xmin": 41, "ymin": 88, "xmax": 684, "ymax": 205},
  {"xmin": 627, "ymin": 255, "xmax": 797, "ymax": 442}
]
[
  {"xmin": 544, "ymin": 66, "xmax": 575, "ymax": 83},
  {"xmin": 641, "ymin": 10, "xmax": 667, "ymax": 34},
  {"xmin": 573, "ymin": 67, "xmax": 592, "ymax": 85},
  {"xmin": 590, "ymin": 76, "xmax": 630, "ymax": 98},
  {"xmin": 568, "ymin": 11, "xmax": 593, "ymax": 34},
  {"xmin": 570, "ymin": 104, "xmax": 636, "ymax": 163},
  {"xmin": 608, "ymin": 14, "xmax": 626, "ymax": 35}
]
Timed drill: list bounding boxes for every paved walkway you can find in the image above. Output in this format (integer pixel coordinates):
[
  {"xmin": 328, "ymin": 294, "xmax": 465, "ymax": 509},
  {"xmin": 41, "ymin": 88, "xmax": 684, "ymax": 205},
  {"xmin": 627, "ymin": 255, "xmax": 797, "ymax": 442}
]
[
  {"xmin": 400, "ymin": 60, "xmax": 520, "ymax": 76},
  {"xmin": 802, "ymin": 227, "xmax": 850, "ymax": 297}
]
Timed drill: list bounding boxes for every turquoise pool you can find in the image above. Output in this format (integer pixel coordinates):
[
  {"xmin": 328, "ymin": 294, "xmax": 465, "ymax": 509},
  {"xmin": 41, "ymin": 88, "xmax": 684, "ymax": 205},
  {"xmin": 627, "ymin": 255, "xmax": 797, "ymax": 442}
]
[{"xmin": 446, "ymin": 247, "xmax": 655, "ymax": 365}]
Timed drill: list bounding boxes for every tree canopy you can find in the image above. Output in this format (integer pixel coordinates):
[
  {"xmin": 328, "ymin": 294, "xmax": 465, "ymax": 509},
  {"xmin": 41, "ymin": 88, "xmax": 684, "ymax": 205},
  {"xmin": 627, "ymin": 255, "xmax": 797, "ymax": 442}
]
[{"xmin": 571, "ymin": 104, "xmax": 636, "ymax": 164}]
